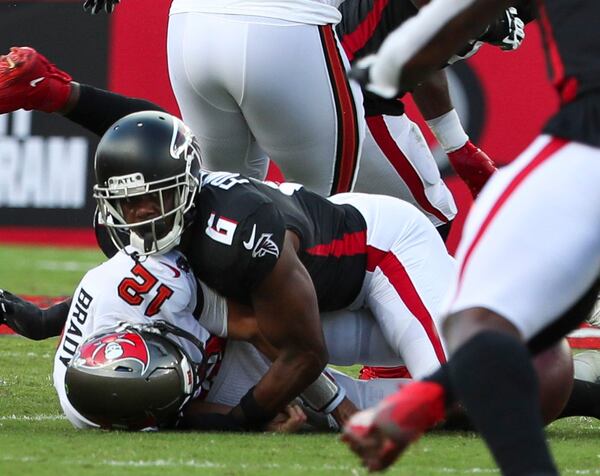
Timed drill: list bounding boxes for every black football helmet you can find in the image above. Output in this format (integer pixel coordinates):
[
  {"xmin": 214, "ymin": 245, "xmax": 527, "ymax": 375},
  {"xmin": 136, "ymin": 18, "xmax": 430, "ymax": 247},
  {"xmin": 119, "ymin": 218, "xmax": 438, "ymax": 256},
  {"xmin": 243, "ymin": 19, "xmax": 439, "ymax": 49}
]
[
  {"xmin": 65, "ymin": 321, "xmax": 206, "ymax": 430},
  {"xmin": 93, "ymin": 111, "xmax": 201, "ymax": 256}
]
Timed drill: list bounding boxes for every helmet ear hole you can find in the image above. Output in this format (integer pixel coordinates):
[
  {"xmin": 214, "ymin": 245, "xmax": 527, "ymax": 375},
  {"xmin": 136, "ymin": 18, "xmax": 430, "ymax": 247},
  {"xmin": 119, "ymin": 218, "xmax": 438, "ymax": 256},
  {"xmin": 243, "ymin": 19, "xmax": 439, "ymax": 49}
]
[{"xmin": 114, "ymin": 366, "xmax": 133, "ymax": 373}]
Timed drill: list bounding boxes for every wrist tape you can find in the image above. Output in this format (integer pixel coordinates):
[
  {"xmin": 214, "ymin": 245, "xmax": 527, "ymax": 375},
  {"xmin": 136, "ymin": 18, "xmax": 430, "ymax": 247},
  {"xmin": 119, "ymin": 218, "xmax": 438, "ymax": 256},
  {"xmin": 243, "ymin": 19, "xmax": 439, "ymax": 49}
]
[{"xmin": 300, "ymin": 372, "xmax": 346, "ymax": 414}]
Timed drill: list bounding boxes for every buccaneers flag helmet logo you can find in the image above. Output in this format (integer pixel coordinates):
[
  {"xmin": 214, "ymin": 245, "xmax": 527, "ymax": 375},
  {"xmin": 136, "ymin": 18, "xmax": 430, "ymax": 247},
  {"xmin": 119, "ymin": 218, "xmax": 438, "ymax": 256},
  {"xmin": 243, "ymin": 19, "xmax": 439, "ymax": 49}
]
[{"xmin": 75, "ymin": 331, "xmax": 150, "ymax": 373}]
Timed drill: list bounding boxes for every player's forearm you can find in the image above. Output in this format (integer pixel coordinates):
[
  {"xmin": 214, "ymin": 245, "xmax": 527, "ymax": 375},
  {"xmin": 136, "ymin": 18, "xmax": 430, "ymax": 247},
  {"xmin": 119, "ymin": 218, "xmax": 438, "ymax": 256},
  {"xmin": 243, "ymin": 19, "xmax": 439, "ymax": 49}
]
[
  {"xmin": 228, "ymin": 347, "xmax": 326, "ymax": 430},
  {"xmin": 1, "ymin": 292, "xmax": 70, "ymax": 340},
  {"xmin": 62, "ymin": 83, "xmax": 165, "ymax": 137},
  {"xmin": 257, "ymin": 348, "xmax": 327, "ymax": 411},
  {"xmin": 399, "ymin": 0, "xmax": 511, "ymax": 89},
  {"xmin": 366, "ymin": 0, "xmax": 511, "ymax": 95},
  {"xmin": 411, "ymin": 70, "xmax": 453, "ymax": 120}
]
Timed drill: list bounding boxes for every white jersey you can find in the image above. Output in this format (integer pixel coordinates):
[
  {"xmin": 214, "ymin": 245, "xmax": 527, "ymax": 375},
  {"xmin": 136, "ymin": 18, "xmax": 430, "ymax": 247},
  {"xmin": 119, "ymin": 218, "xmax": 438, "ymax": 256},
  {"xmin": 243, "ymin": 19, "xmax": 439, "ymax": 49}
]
[
  {"xmin": 53, "ymin": 246, "xmax": 208, "ymax": 429},
  {"xmin": 170, "ymin": 0, "xmax": 342, "ymax": 25}
]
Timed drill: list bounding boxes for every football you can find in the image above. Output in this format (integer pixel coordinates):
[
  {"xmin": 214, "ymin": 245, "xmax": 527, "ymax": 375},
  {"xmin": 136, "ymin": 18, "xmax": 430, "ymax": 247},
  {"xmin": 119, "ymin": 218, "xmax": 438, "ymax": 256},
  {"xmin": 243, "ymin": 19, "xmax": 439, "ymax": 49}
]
[{"xmin": 534, "ymin": 338, "xmax": 574, "ymax": 425}]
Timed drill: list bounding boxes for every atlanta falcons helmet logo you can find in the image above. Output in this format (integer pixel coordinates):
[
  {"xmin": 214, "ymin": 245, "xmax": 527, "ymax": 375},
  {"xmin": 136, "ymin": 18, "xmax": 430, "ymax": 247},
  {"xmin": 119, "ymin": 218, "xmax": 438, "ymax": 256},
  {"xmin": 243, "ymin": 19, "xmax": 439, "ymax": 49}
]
[{"xmin": 74, "ymin": 331, "xmax": 150, "ymax": 374}]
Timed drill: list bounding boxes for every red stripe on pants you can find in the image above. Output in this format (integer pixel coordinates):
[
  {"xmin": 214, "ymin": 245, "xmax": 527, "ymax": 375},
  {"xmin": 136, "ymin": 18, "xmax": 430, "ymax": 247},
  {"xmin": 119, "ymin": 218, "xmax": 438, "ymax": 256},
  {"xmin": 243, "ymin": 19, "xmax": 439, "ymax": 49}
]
[
  {"xmin": 367, "ymin": 245, "xmax": 447, "ymax": 364},
  {"xmin": 367, "ymin": 115, "xmax": 449, "ymax": 223},
  {"xmin": 320, "ymin": 25, "xmax": 360, "ymax": 194}
]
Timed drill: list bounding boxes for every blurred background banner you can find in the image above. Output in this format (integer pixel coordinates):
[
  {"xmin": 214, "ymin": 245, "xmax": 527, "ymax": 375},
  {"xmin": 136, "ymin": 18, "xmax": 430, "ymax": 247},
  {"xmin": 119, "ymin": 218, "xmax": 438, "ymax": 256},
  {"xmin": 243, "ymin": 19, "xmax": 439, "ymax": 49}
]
[
  {"xmin": 0, "ymin": 0, "xmax": 558, "ymax": 250},
  {"xmin": 0, "ymin": 1, "xmax": 108, "ymax": 230}
]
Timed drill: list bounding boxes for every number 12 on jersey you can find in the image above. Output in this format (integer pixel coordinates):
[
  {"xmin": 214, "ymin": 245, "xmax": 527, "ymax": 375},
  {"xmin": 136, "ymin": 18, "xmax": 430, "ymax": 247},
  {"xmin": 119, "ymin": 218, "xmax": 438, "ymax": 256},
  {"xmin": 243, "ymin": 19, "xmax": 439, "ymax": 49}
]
[{"xmin": 118, "ymin": 262, "xmax": 174, "ymax": 317}]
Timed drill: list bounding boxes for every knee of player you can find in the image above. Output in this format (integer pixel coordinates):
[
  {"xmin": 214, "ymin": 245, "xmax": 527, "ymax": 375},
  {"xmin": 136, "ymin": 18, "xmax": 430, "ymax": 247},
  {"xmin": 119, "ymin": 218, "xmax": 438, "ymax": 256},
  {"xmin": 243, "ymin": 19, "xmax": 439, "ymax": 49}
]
[{"xmin": 442, "ymin": 307, "xmax": 522, "ymax": 353}]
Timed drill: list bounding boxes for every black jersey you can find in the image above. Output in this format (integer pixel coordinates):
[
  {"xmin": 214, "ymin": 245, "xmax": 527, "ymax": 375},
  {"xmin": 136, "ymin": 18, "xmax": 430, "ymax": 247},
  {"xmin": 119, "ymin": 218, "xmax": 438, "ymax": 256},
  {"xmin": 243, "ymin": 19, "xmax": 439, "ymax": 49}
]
[
  {"xmin": 336, "ymin": 0, "xmax": 417, "ymax": 117},
  {"xmin": 183, "ymin": 172, "xmax": 368, "ymax": 311},
  {"xmin": 538, "ymin": 0, "xmax": 600, "ymax": 146}
]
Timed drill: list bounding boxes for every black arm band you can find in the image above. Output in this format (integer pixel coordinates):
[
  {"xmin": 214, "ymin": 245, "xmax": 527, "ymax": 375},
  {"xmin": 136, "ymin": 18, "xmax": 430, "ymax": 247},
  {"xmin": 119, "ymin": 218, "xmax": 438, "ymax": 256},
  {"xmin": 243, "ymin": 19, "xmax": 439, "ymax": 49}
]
[
  {"xmin": 232, "ymin": 387, "xmax": 278, "ymax": 430},
  {"xmin": 64, "ymin": 84, "xmax": 166, "ymax": 137}
]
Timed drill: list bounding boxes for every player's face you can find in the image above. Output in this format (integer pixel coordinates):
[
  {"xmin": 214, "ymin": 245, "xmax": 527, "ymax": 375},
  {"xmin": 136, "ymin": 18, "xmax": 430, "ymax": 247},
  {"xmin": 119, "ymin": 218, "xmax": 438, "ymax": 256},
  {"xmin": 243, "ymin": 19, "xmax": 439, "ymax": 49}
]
[
  {"xmin": 120, "ymin": 190, "xmax": 176, "ymax": 239},
  {"xmin": 120, "ymin": 192, "xmax": 172, "ymax": 224}
]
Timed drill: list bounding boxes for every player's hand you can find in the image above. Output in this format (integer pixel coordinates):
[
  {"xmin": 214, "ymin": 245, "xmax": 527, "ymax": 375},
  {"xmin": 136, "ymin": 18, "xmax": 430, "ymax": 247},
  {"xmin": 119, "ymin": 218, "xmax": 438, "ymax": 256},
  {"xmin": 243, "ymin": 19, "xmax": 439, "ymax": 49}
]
[
  {"xmin": 341, "ymin": 407, "xmax": 405, "ymax": 472},
  {"xmin": 265, "ymin": 404, "xmax": 307, "ymax": 433},
  {"xmin": 480, "ymin": 7, "xmax": 525, "ymax": 51},
  {"xmin": 83, "ymin": 0, "xmax": 120, "ymax": 14},
  {"xmin": 330, "ymin": 396, "xmax": 358, "ymax": 427},
  {"xmin": 0, "ymin": 289, "xmax": 42, "ymax": 336}
]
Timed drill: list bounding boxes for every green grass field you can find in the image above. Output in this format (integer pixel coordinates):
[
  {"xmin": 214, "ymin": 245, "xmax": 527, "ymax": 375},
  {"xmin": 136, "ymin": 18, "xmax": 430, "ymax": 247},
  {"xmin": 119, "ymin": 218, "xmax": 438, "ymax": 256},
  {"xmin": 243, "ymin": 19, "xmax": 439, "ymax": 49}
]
[{"xmin": 1, "ymin": 244, "xmax": 600, "ymax": 475}]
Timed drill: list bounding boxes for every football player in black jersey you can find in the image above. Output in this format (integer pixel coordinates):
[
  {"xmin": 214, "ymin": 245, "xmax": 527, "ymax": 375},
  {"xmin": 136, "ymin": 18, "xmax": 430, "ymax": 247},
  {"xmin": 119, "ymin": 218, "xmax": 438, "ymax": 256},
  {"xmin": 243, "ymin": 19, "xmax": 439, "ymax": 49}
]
[
  {"xmin": 0, "ymin": 48, "xmax": 460, "ymax": 431},
  {"xmin": 92, "ymin": 109, "xmax": 457, "ymax": 431},
  {"xmin": 343, "ymin": 0, "xmax": 600, "ymax": 474}
]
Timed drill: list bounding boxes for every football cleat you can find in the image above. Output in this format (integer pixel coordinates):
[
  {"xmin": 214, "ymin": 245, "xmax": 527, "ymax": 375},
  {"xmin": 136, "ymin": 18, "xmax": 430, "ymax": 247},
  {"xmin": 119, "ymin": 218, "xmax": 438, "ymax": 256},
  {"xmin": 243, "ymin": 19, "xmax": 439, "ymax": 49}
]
[
  {"xmin": 0, "ymin": 47, "xmax": 72, "ymax": 114},
  {"xmin": 447, "ymin": 141, "xmax": 497, "ymax": 198},
  {"xmin": 358, "ymin": 365, "xmax": 411, "ymax": 380},
  {"xmin": 342, "ymin": 381, "xmax": 446, "ymax": 472}
]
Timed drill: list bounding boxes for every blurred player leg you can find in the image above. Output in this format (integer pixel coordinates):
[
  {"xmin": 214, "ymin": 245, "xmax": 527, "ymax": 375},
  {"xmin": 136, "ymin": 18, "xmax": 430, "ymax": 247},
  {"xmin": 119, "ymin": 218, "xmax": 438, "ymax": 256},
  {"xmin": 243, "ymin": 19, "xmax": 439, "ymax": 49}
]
[
  {"xmin": 414, "ymin": 71, "xmax": 496, "ymax": 198},
  {"xmin": 353, "ymin": 113, "xmax": 456, "ymax": 227},
  {"xmin": 344, "ymin": 137, "xmax": 600, "ymax": 473},
  {"xmin": 437, "ymin": 137, "xmax": 600, "ymax": 476}
]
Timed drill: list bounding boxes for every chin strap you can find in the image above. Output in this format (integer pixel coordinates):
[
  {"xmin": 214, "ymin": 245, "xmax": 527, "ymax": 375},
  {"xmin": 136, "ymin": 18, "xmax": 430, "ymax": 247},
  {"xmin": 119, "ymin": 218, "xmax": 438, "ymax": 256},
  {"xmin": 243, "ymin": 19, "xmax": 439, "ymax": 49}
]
[{"xmin": 115, "ymin": 319, "xmax": 208, "ymax": 392}]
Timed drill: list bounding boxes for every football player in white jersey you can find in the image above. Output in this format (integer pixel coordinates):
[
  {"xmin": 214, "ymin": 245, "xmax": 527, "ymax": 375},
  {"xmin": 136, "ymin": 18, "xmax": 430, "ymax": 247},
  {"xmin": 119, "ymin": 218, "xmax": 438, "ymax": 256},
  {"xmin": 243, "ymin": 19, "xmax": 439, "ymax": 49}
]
[{"xmin": 9, "ymin": 245, "xmax": 409, "ymax": 431}]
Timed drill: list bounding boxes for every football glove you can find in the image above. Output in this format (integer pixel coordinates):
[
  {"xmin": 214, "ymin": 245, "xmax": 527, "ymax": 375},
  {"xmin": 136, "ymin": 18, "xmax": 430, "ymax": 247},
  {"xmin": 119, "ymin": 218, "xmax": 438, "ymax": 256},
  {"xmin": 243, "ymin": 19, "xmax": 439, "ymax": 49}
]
[
  {"xmin": 83, "ymin": 0, "xmax": 120, "ymax": 14},
  {"xmin": 480, "ymin": 7, "xmax": 525, "ymax": 51},
  {"xmin": 0, "ymin": 289, "xmax": 43, "ymax": 337},
  {"xmin": 446, "ymin": 40, "xmax": 483, "ymax": 65}
]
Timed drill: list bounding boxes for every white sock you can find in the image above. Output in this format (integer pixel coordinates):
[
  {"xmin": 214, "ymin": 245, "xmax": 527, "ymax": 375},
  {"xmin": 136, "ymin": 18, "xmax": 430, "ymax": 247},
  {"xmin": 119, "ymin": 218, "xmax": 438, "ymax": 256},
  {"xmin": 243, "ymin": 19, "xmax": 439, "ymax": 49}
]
[{"xmin": 425, "ymin": 109, "xmax": 469, "ymax": 153}]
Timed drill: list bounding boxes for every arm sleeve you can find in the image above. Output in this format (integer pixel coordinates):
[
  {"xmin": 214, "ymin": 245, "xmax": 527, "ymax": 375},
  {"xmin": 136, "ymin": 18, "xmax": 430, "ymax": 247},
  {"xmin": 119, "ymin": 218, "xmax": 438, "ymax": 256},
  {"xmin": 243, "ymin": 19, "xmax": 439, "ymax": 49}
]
[
  {"xmin": 64, "ymin": 84, "xmax": 166, "ymax": 137},
  {"xmin": 1, "ymin": 296, "xmax": 70, "ymax": 341},
  {"xmin": 39, "ymin": 299, "xmax": 71, "ymax": 339}
]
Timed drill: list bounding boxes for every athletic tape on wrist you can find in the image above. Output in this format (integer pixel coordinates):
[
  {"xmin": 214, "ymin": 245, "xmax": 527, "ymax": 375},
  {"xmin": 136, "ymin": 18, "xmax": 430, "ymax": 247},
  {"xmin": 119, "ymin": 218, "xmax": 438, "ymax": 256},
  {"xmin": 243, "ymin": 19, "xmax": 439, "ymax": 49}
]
[
  {"xmin": 301, "ymin": 372, "xmax": 346, "ymax": 414},
  {"xmin": 238, "ymin": 387, "xmax": 277, "ymax": 430}
]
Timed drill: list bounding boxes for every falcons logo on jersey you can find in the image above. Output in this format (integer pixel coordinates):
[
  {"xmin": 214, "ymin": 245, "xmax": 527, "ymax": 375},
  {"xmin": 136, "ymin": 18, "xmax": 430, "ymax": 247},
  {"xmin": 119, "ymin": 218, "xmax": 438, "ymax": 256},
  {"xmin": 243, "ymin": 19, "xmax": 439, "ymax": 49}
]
[
  {"xmin": 252, "ymin": 233, "xmax": 280, "ymax": 259},
  {"xmin": 74, "ymin": 331, "xmax": 150, "ymax": 374}
]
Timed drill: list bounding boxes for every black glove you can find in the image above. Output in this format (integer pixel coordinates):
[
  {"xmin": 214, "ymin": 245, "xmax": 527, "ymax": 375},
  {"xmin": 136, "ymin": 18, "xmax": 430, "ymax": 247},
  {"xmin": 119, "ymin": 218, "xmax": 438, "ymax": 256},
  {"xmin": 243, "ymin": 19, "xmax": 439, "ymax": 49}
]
[
  {"xmin": 447, "ymin": 40, "xmax": 483, "ymax": 65},
  {"xmin": 83, "ymin": 0, "xmax": 120, "ymax": 14},
  {"xmin": 0, "ymin": 290, "xmax": 69, "ymax": 340},
  {"xmin": 0, "ymin": 289, "xmax": 42, "ymax": 337},
  {"xmin": 480, "ymin": 7, "xmax": 525, "ymax": 51}
]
